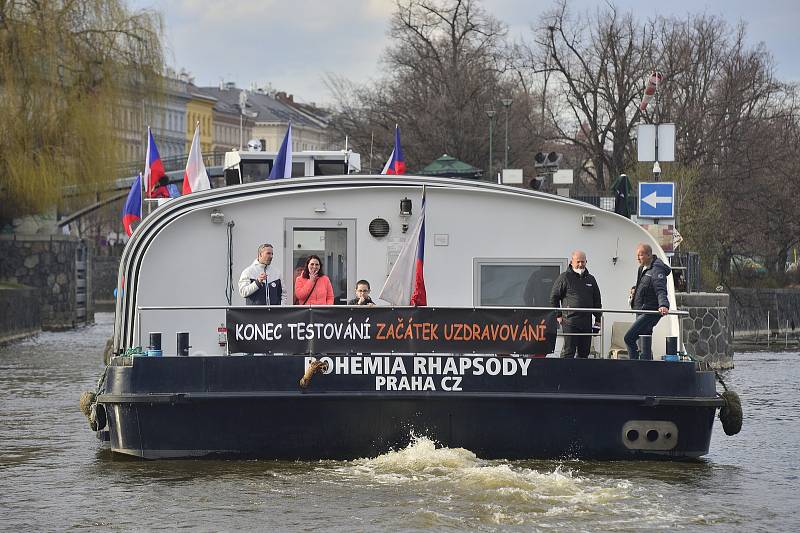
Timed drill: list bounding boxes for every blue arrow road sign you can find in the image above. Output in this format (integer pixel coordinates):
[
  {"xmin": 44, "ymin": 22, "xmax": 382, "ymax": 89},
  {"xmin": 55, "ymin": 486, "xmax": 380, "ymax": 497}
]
[{"xmin": 638, "ymin": 182, "xmax": 674, "ymax": 218}]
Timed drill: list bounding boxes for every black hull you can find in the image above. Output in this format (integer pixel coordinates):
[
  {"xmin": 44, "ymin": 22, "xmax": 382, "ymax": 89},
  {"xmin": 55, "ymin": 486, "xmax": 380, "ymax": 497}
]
[{"xmin": 97, "ymin": 356, "xmax": 722, "ymax": 460}]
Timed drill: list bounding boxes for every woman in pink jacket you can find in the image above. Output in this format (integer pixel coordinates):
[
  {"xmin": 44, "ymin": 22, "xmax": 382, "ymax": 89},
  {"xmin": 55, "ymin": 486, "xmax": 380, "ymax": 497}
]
[{"xmin": 294, "ymin": 255, "xmax": 334, "ymax": 305}]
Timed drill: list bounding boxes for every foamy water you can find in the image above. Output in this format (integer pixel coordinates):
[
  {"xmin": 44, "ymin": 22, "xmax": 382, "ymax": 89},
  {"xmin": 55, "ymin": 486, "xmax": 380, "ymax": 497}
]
[{"xmin": 315, "ymin": 436, "xmax": 690, "ymax": 530}]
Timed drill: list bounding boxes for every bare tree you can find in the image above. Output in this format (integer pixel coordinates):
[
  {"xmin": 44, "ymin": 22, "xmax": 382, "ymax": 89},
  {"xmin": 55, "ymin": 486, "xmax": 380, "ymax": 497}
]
[
  {"xmin": 327, "ymin": 0, "xmax": 509, "ymax": 174},
  {"xmin": 655, "ymin": 16, "xmax": 794, "ymax": 282},
  {"xmin": 518, "ymin": 1, "xmax": 655, "ymax": 192}
]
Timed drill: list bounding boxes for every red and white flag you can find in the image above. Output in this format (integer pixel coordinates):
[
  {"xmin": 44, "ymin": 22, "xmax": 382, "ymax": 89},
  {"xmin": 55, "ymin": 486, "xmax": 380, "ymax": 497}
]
[
  {"xmin": 182, "ymin": 124, "xmax": 210, "ymax": 194},
  {"xmin": 379, "ymin": 189, "xmax": 426, "ymax": 306}
]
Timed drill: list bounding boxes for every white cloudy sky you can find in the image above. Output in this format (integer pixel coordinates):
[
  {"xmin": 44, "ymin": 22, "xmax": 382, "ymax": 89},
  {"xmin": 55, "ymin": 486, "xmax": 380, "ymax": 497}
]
[{"xmin": 131, "ymin": 0, "xmax": 800, "ymax": 105}]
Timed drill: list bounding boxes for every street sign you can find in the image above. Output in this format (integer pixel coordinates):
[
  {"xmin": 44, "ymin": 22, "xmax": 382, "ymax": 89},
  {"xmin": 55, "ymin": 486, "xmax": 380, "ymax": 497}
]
[
  {"xmin": 502, "ymin": 168, "xmax": 523, "ymax": 184},
  {"xmin": 637, "ymin": 124, "xmax": 675, "ymax": 162},
  {"xmin": 638, "ymin": 182, "xmax": 674, "ymax": 218},
  {"xmin": 552, "ymin": 169, "xmax": 573, "ymax": 184}
]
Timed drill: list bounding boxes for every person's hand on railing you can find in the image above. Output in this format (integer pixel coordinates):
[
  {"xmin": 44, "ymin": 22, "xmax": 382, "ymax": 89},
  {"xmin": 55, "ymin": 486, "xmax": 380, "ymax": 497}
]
[{"xmin": 658, "ymin": 306, "xmax": 669, "ymax": 316}]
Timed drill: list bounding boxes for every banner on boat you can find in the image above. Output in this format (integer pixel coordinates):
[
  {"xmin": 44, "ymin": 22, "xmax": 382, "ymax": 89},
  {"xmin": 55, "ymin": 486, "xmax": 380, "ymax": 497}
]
[{"xmin": 226, "ymin": 306, "xmax": 558, "ymax": 354}]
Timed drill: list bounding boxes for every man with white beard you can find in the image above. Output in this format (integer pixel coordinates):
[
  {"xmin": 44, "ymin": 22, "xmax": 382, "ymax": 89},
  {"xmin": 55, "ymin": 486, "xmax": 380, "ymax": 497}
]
[{"xmin": 548, "ymin": 250, "xmax": 603, "ymax": 358}]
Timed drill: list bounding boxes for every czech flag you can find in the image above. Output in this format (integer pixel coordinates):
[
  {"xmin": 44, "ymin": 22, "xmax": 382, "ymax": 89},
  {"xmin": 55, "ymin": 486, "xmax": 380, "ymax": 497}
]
[
  {"xmin": 182, "ymin": 123, "xmax": 210, "ymax": 194},
  {"xmin": 144, "ymin": 127, "xmax": 166, "ymax": 198},
  {"xmin": 268, "ymin": 122, "xmax": 293, "ymax": 179},
  {"xmin": 122, "ymin": 173, "xmax": 142, "ymax": 236},
  {"xmin": 410, "ymin": 193, "xmax": 427, "ymax": 306},
  {"xmin": 379, "ymin": 189, "xmax": 427, "ymax": 306},
  {"xmin": 380, "ymin": 124, "xmax": 406, "ymax": 175}
]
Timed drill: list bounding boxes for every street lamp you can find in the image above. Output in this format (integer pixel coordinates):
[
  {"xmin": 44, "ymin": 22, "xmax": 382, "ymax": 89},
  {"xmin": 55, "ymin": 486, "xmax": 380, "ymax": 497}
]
[
  {"xmin": 486, "ymin": 108, "xmax": 496, "ymax": 181},
  {"xmin": 239, "ymin": 90, "xmax": 247, "ymax": 150},
  {"xmin": 501, "ymin": 98, "xmax": 513, "ymax": 169}
]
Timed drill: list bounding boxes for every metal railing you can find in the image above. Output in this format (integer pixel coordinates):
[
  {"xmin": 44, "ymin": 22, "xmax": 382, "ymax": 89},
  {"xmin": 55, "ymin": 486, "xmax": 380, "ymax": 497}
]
[
  {"xmin": 115, "ymin": 151, "xmax": 229, "ymax": 180},
  {"xmin": 133, "ymin": 305, "xmax": 688, "ymax": 359}
]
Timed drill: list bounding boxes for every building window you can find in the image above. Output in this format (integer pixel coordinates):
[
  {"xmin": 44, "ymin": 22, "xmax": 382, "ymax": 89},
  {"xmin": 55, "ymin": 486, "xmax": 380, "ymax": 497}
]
[{"xmin": 474, "ymin": 259, "xmax": 564, "ymax": 307}]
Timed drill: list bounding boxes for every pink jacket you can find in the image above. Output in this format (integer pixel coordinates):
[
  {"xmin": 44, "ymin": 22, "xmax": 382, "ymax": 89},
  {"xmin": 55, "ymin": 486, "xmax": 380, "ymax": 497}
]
[{"xmin": 294, "ymin": 275, "xmax": 334, "ymax": 305}]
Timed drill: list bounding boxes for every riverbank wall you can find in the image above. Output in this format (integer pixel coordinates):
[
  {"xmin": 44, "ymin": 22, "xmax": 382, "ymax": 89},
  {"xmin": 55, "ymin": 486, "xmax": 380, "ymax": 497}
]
[
  {"xmin": 0, "ymin": 285, "xmax": 40, "ymax": 344},
  {"xmin": 0, "ymin": 234, "xmax": 93, "ymax": 330},
  {"xmin": 93, "ymin": 255, "xmax": 119, "ymax": 311}
]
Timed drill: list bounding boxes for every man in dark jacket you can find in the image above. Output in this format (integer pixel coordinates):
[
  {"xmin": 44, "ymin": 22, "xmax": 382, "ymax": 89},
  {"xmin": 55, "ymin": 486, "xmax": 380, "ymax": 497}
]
[
  {"xmin": 624, "ymin": 243, "xmax": 671, "ymax": 360},
  {"xmin": 549, "ymin": 250, "xmax": 602, "ymax": 358}
]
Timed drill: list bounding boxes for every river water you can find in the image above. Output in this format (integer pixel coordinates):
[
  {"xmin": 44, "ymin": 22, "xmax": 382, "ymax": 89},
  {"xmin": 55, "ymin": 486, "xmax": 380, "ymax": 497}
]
[{"xmin": 0, "ymin": 313, "xmax": 798, "ymax": 532}]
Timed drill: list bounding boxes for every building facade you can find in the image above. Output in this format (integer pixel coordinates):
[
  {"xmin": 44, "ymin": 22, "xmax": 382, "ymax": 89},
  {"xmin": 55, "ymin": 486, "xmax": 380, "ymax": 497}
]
[
  {"xmin": 200, "ymin": 84, "xmax": 336, "ymax": 154},
  {"xmin": 148, "ymin": 77, "xmax": 190, "ymax": 161},
  {"xmin": 185, "ymin": 88, "xmax": 216, "ymax": 154},
  {"xmin": 196, "ymin": 82, "xmax": 254, "ymax": 154},
  {"xmin": 111, "ymin": 76, "xmax": 334, "ymax": 171}
]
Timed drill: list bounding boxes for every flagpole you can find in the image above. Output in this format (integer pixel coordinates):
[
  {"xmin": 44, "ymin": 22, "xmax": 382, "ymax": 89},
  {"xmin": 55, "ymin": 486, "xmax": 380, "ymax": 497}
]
[
  {"xmin": 139, "ymin": 172, "xmax": 144, "ymax": 221},
  {"xmin": 145, "ymin": 127, "xmax": 151, "ymax": 216},
  {"xmin": 196, "ymin": 120, "xmax": 201, "ymax": 169},
  {"xmin": 369, "ymin": 131, "xmax": 374, "ymax": 174}
]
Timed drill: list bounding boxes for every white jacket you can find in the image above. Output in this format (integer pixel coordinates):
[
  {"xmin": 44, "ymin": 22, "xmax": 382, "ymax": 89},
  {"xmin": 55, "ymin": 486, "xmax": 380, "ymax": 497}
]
[{"xmin": 238, "ymin": 259, "xmax": 287, "ymax": 305}]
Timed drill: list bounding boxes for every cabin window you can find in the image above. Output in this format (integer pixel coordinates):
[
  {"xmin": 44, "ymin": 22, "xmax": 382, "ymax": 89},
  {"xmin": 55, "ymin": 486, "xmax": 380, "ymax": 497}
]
[
  {"xmin": 240, "ymin": 161, "xmax": 269, "ymax": 182},
  {"xmin": 314, "ymin": 161, "xmax": 347, "ymax": 176},
  {"xmin": 474, "ymin": 259, "xmax": 563, "ymax": 307}
]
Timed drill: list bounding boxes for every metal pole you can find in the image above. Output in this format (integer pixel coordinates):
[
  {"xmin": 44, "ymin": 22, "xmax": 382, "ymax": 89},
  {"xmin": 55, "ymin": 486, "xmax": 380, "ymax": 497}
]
[
  {"xmin": 486, "ymin": 109, "xmax": 496, "ymax": 181},
  {"xmin": 501, "ymin": 98, "xmax": 512, "ymax": 169},
  {"xmin": 600, "ymin": 314, "xmax": 605, "ymax": 359},
  {"xmin": 767, "ymin": 310, "xmax": 770, "ymax": 348},
  {"xmin": 504, "ymin": 109, "xmax": 509, "ymax": 168},
  {"xmin": 489, "ymin": 119, "xmax": 493, "ymax": 180},
  {"xmin": 369, "ymin": 131, "xmax": 374, "ymax": 174}
]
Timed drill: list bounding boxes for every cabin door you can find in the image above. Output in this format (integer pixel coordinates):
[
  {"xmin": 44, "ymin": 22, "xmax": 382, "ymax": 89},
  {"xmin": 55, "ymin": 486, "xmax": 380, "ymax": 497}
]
[{"xmin": 285, "ymin": 219, "xmax": 356, "ymax": 305}]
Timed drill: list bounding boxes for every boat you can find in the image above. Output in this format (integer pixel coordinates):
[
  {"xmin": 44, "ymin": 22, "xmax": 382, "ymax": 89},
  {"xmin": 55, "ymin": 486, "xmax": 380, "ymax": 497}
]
[{"xmin": 88, "ymin": 158, "xmax": 734, "ymax": 459}]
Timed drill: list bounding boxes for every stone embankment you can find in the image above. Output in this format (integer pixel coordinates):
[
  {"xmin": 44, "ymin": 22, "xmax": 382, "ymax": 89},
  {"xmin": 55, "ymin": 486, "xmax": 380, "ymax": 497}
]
[
  {"xmin": 0, "ymin": 234, "xmax": 93, "ymax": 330},
  {"xmin": 93, "ymin": 255, "xmax": 120, "ymax": 311},
  {"xmin": 0, "ymin": 285, "xmax": 40, "ymax": 344}
]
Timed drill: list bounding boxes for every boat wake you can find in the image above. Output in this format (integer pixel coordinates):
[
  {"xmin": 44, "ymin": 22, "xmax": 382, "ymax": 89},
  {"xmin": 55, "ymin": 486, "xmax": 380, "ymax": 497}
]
[{"xmin": 325, "ymin": 436, "xmax": 700, "ymax": 529}]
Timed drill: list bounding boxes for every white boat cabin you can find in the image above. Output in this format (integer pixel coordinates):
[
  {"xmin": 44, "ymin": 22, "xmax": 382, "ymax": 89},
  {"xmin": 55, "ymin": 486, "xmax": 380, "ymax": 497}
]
[{"xmin": 115, "ymin": 174, "xmax": 680, "ymax": 357}]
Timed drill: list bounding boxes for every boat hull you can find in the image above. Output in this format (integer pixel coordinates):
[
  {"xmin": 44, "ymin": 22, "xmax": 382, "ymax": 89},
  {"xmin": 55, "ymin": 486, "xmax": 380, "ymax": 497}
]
[{"xmin": 97, "ymin": 356, "xmax": 722, "ymax": 460}]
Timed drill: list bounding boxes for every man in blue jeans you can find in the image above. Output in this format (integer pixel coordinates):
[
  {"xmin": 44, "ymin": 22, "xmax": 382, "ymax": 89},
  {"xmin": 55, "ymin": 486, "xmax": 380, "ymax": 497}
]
[{"xmin": 625, "ymin": 243, "xmax": 671, "ymax": 360}]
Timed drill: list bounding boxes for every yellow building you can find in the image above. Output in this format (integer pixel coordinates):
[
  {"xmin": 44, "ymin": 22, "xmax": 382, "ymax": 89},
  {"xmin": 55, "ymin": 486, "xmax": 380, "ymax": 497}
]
[{"xmin": 186, "ymin": 88, "xmax": 217, "ymax": 154}]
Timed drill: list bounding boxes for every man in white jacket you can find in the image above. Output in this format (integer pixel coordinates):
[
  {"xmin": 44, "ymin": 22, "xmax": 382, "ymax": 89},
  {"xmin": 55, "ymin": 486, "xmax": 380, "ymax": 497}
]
[{"xmin": 238, "ymin": 243, "xmax": 287, "ymax": 305}]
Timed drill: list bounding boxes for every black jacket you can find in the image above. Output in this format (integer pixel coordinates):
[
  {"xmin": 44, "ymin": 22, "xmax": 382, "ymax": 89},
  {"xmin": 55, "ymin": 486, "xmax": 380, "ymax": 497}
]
[
  {"xmin": 632, "ymin": 257, "xmax": 671, "ymax": 310},
  {"xmin": 549, "ymin": 266, "xmax": 602, "ymax": 325},
  {"xmin": 245, "ymin": 279, "xmax": 283, "ymax": 306},
  {"xmin": 347, "ymin": 296, "xmax": 374, "ymax": 305}
]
